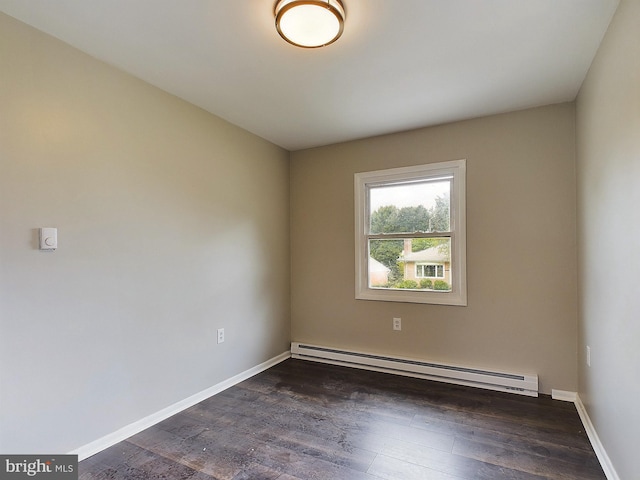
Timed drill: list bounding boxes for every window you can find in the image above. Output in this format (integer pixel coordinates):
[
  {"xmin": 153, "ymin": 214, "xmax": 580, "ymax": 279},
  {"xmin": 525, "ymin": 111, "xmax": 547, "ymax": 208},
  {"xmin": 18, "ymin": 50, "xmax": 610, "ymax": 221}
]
[
  {"xmin": 416, "ymin": 264, "xmax": 444, "ymax": 278},
  {"xmin": 354, "ymin": 160, "xmax": 466, "ymax": 305}
]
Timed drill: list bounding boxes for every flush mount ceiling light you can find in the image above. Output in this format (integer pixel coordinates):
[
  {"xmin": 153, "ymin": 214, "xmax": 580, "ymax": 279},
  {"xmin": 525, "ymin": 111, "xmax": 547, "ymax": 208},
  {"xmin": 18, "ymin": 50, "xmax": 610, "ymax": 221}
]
[{"xmin": 275, "ymin": 0, "xmax": 345, "ymax": 48}]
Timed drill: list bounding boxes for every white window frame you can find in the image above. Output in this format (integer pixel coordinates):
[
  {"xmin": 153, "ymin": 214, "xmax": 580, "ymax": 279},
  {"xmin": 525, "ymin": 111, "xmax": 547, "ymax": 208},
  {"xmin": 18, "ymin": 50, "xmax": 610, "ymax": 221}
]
[
  {"xmin": 354, "ymin": 160, "xmax": 467, "ymax": 306},
  {"xmin": 416, "ymin": 263, "xmax": 445, "ymax": 279}
]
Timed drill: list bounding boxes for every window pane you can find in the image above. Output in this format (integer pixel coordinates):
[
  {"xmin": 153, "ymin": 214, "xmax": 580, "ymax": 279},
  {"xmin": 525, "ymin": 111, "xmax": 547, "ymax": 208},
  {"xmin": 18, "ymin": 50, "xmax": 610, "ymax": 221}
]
[
  {"xmin": 369, "ymin": 237, "xmax": 451, "ymax": 291},
  {"xmin": 369, "ymin": 180, "xmax": 450, "ymax": 234}
]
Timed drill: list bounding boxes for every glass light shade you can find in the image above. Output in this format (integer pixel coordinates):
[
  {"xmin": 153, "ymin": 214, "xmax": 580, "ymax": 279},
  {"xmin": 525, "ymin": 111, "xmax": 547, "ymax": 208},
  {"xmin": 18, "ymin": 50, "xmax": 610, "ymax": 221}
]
[{"xmin": 275, "ymin": 0, "xmax": 345, "ymax": 48}]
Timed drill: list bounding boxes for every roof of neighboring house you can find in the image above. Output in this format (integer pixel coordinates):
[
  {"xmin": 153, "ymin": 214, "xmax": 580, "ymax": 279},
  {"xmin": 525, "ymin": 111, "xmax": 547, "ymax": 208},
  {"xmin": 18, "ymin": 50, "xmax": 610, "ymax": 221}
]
[
  {"xmin": 369, "ymin": 257, "xmax": 390, "ymax": 273},
  {"xmin": 401, "ymin": 246, "xmax": 450, "ymax": 263}
]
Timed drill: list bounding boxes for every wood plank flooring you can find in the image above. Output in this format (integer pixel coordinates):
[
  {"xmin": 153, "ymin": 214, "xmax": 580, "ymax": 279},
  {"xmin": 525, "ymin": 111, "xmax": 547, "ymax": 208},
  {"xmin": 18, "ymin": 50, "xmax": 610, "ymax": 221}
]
[{"xmin": 79, "ymin": 359, "xmax": 606, "ymax": 480}]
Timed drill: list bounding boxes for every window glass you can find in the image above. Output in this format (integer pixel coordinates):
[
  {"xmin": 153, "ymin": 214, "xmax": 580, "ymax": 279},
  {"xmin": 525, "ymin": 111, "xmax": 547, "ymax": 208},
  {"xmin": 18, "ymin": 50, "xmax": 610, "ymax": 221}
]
[{"xmin": 369, "ymin": 180, "xmax": 450, "ymax": 234}]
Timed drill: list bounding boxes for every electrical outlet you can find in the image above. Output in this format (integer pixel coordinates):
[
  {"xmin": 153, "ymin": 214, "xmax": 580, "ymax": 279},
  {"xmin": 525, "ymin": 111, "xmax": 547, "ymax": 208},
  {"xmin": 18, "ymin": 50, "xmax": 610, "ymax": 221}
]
[
  {"xmin": 217, "ymin": 328, "xmax": 225, "ymax": 344},
  {"xmin": 586, "ymin": 345, "xmax": 591, "ymax": 367},
  {"xmin": 393, "ymin": 317, "xmax": 401, "ymax": 331}
]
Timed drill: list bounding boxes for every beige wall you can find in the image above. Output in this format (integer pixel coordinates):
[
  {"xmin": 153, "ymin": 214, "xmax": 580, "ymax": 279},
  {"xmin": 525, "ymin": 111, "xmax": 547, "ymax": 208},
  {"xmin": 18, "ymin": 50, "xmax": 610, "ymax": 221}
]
[
  {"xmin": 576, "ymin": 0, "xmax": 639, "ymax": 478},
  {"xmin": 291, "ymin": 104, "xmax": 577, "ymax": 394},
  {"xmin": 0, "ymin": 13, "xmax": 290, "ymax": 454}
]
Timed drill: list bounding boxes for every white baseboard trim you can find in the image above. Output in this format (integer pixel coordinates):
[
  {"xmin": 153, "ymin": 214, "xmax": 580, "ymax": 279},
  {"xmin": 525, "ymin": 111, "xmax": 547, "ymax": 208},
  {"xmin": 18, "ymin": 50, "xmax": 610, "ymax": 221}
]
[
  {"xmin": 575, "ymin": 394, "xmax": 620, "ymax": 480},
  {"xmin": 70, "ymin": 350, "xmax": 291, "ymax": 461},
  {"xmin": 551, "ymin": 389, "xmax": 577, "ymax": 402}
]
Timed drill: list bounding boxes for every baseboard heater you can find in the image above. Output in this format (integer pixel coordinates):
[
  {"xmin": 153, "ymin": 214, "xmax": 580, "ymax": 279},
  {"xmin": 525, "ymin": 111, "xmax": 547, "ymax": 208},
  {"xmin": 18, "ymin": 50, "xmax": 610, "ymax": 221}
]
[{"xmin": 291, "ymin": 342, "xmax": 538, "ymax": 397}]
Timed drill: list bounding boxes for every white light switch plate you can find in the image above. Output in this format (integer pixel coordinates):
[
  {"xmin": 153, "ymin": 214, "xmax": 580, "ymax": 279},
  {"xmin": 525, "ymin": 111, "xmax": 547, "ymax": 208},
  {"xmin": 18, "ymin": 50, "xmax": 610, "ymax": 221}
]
[{"xmin": 40, "ymin": 227, "xmax": 57, "ymax": 250}]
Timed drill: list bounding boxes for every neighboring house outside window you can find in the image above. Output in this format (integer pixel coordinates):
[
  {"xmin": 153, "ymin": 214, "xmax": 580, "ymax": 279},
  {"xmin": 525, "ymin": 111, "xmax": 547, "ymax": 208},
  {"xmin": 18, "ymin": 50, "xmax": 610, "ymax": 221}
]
[
  {"xmin": 401, "ymin": 240, "xmax": 450, "ymax": 284},
  {"xmin": 369, "ymin": 256, "xmax": 391, "ymax": 287},
  {"xmin": 354, "ymin": 160, "xmax": 466, "ymax": 305}
]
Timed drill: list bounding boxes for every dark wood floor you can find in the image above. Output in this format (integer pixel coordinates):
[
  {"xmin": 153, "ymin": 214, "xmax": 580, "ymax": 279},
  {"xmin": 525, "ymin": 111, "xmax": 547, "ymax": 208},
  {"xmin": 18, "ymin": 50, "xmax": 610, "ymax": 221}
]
[{"xmin": 79, "ymin": 359, "xmax": 606, "ymax": 480}]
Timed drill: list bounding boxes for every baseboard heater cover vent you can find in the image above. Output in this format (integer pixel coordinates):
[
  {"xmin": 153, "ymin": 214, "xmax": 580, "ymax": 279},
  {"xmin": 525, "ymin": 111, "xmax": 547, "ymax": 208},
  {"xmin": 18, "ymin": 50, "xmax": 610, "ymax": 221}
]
[{"xmin": 291, "ymin": 343, "xmax": 538, "ymax": 397}]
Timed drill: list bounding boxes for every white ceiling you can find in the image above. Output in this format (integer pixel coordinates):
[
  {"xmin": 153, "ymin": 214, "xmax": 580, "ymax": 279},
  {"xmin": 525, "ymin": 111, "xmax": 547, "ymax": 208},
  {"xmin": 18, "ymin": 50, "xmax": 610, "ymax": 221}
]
[{"xmin": 0, "ymin": 0, "xmax": 619, "ymax": 151}]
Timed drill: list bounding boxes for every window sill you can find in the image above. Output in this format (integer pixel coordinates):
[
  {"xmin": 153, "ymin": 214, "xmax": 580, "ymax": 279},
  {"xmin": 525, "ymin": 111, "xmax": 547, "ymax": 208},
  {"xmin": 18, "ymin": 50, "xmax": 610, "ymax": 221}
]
[{"xmin": 356, "ymin": 288, "xmax": 467, "ymax": 306}]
